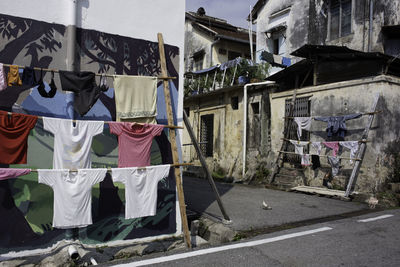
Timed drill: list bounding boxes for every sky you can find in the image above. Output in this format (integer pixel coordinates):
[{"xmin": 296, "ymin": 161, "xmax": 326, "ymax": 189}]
[{"xmin": 186, "ymin": 0, "xmax": 259, "ymax": 29}]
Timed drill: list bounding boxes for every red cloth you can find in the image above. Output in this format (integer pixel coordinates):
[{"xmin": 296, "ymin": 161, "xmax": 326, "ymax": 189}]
[
  {"xmin": 0, "ymin": 111, "xmax": 37, "ymax": 164},
  {"xmin": 109, "ymin": 122, "xmax": 164, "ymax": 167}
]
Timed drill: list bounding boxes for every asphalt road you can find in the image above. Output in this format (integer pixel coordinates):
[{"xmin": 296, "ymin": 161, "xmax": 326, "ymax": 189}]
[{"xmin": 115, "ymin": 209, "xmax": 400, "ymax": 267}]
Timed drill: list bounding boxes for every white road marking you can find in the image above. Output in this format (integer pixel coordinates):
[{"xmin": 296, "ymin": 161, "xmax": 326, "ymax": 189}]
[
  {"xmin": 357, "ymin": 214, "xmax": 394, "ymax": 223},
  {"xmin": 117, "ymin": 227, "xmax": 332, "ymax": 267}
]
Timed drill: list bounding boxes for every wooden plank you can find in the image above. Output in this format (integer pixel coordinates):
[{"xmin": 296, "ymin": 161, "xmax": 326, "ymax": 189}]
[
  {"xmin": 291, "ymin": 186, "xmax": 348, "ymax": 198},
  {"xmin": 157, "ymin": 33, "xmax": 191, "ymax": 249},
  {"xmin": 345, "ymin": 93, "xmax": 380, "ymax": 197}
]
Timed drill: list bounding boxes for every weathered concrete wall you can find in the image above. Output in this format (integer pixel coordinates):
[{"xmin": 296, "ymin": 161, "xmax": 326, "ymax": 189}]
[
  {"xmin": 256, "ymin": 0, "xmax": 400, "ymax": 59},
  {"xmin": 270, "ymin": 75, "xmax": 400, "ymax": 193},
  {"xmin": 184, "ymin": 22, "xmax": 254, "ymax": 72},
  {"xmin": 183, "ymin": 88, "xmax": 244, "ymax": 178},
  {"xmin": 255, "ymin": 0, "xmax": 309, "ymax": 62}
]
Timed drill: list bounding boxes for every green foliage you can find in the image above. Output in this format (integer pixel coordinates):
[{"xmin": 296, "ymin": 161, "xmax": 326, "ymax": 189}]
[
  {"xmin": 212, "ymin": 164, "xmax": 226, "ymax": 180},
  {"xmin": 254, "ymin": 165, "xmax": 270, "ymax": 183}
]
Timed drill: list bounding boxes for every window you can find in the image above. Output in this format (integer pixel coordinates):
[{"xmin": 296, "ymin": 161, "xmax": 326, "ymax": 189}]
[
  {"xmin": 200, "ymin": 114, "xmax": 214, "ymax": 157},
  {"xmin": 329, "ymin": 0, "xmax": 352, "ymax": 40},
  {"xmin": 218, "ymin": 48, "xmax": 227, "ymax": 55},
  {"xmin": 231, "ymin": 96, "xmax": 239, "ymax": 110},
  {"xmin": 192, "ymin": 50, "xmax": 205, "ymax": 71},
  {"xmin": 228, "ymin": 51, "xmax": 241, "ymax": 60}
]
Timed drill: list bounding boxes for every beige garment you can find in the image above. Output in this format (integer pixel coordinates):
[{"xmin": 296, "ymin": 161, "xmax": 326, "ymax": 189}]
[{"xmin": 113, "ymin": 75, "xmax": 157, "ymax": 123}]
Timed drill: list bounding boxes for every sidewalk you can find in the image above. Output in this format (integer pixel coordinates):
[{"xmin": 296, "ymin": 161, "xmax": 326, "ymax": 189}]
[{"xmin": 183, "ymin": 176, "xmax": 369, "ymax": 232}]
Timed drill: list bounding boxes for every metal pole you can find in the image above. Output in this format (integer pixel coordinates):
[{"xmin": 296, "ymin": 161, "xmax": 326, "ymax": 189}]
[{"xmin": 183, "ymin": 110, "xmax": 231, "ymax": 223}]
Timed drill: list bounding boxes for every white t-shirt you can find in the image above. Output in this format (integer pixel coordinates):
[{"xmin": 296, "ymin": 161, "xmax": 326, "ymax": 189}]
[
  {"xmin": 43, "ymin": 117, "xmax": 104, "ymax": 169},
  {"xmin": 111, "ymin": 165, "xmax": 170, "ymax": 219},
  {"xmin": 38, "ymin": 169, "xmax": 107, "ymax": 229}
]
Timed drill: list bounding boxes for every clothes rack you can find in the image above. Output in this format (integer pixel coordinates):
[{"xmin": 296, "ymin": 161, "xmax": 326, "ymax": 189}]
[
  {"xmin": 3, "ymin": 111, "xmax": 184, "ymax": 130},
  {"xmin": 283, "ymin": 111, "xmax": 381, "ymax": 119},
  {"xmin": 277, "ymin": 151, "xmax": 361, "ymax": 161},
  {"xmin": 1, "ymin": 63, "xmax": 176, "ymax": 80},
  {"xmin": 27, "ymin": 163, "xmax": 193, "ymax": 173}
]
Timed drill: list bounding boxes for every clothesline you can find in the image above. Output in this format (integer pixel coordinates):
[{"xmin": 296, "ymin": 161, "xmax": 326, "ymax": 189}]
[
  {"xmin": 283, "ymin": 111, "xmax": 381, "ymax": 119},
  {"xmin": 1, "ymin": 63, "xmax": 176, "ymax": 80},
  {"xmin": 281, "ymin": 138, "xmax": 369, "ymax": 143},
  {"xmin": 4, "ymin": 111, "xmax": 184, "ymax": 129},
  {"xmin": 277, "ymin": 150, "xmax": 360, "ymax": 161},
  {"xmin": 27, "ymin": 163, "xmax": 193, "ymax": 173}
]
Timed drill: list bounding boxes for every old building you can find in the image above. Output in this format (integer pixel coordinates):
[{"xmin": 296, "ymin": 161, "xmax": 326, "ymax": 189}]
[
  {"xmin": 246, "ymin": 0, "xmax": 400, "ymax": 195},
  {"xmin": 249, "ymin": 0, "xmax": 400, "ymax": 59},
  {"xmin": 185, "ymin": 7, "xmax": 256, "ymax": 72}
]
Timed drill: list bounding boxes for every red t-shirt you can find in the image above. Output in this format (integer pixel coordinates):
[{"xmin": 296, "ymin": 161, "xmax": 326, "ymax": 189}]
[
  {"xmin": 109, "ymin": 122, "xmax": 164, "ymax": 167},
  {"xmin": 0, "ymin": 111, "xmax": 37, "ymax": 164}
]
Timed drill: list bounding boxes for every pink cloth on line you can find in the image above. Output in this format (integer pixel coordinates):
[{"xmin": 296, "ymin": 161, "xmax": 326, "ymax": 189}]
[
  {"xmin": 109, "ymin": 122, "xmax": 164, "ymax": 167},
  {"xmin": 323, "ymin": 141, "xmax": 339, "ymax": 157},
  {"xmin": 0, "ymin": 168, "xmax": 31, "ymax": 180}
]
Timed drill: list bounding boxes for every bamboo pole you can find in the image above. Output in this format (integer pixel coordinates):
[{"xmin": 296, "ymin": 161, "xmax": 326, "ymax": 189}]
[{"xmin": 157, "ymin": 33, "xmax": 192, "ymax": 249}]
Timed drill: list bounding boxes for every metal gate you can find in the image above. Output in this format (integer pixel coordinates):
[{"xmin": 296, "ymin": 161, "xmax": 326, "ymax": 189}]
[{"xmin": 284, "ymin": 96, "xmax": 310, "ymax": 163}]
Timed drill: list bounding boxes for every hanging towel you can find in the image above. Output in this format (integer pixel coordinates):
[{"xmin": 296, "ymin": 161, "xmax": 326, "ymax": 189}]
[
  {"xmin": 314, "ymin": 113, "xmax": 362, "ymax": 137},
  {"xmin": 38, "ymin": 168, "xmax": 107, "ymax": 229},
  {"xmin": 294, "ymin": 117, "xmax": 312, "ymax": 139},
  {"xmin": 339, "ymin": 141, "xmax": 359, "ymax": 163},
  {"xmin": 327, "ymin": 156, "xmax": 341, "ymax": 176},
  {"xmin": 0, "ymin": 168, "xmax": 31, "ymax": 180},
  {"xmin": 21, "ymin": 67, "xmax": 38, "ymax": 86},
  {"xmin": 109, "ymin": 122, "xmax": 164, "ymax": 167},
  {"xmin": 301, "ymin": 154, "xmax": 311, "ymax": 166},
  {"xmin": 282, "ymin": 57, "xmax": 291, "ymax": 67},
  {"xmin": 0, "ymin": 111, "xmax": 37, "ymax": 164},
  {"xmin": 289, "ymin": 140, "xmax": 309, "ymax": 155},
  {"xmin": 273, "ymin": 54, "xmax": 282, "ymax": 65},
  {"xmin": 323, "ymin": 141, "xmax": 339, "ymax": 157},
  {"xmin": 43, "ymin": 117, "xmax": 104, "ymax": 169},
  {"xmin": 113, "ymin": 75, "xmax": 158, "ymax": 123},
  {"xmin": 111, "ymin": 165, "xmax": 170, "ymax": 219},
  {"xmin": 59, "ymin": 70, "xmax": 107, "ymax": 116},
  {"xmin": 7, "ymin": 65, "xmax": 22, "ymax": 86},
  {"xmin": 0, "ymin": 63, "xmax": 7, "ymax": 91},
  {"xmin": 311, "ymin": 142, "xmax": 322, "ymax": 155}
]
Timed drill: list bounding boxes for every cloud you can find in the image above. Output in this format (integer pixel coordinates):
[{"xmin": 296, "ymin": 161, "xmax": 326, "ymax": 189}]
[{"xmin": 186, "ymin": 0, "xmax": 258, "ymax": 28}]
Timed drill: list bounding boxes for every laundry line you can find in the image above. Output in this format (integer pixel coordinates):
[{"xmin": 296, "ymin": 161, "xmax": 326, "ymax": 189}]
[
  {"xmin": 1, "ymin": 63, "xmax": 176, "ymax": 80},
  {"xmin": 283, "ymin": 111, "xmax": 381, "ymax": 119},
  {"xmin": 281, "ymin": 138, "xmax": 369, "ymax": 144},
  {"xmin": 27, "ymin": 163, "xmax": 193, "ymax": 173},
  {"xmin": 4, "ymin": 111, "xmax": 184, "ymax": 129},
  {"xmin": 276, "ymin": 150, "xmax": 360, "ymax": 161}
]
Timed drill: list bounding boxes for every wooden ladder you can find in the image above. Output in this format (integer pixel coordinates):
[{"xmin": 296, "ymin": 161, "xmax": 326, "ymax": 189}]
[{"xmin": 344, "ymin": 93, "xmax": 380, "ymax": 197}]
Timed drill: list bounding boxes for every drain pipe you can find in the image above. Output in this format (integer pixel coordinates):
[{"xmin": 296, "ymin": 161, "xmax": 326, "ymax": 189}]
[
  {"xmin": 66, "ymin": 0, "xmax": 78, "ymax": 119},
  {"xmin": 368, "ymin": 0, "xmax": 373, "ymax": 52},
  {"xmin": 242, "ymin": 81, "xmax": 274, "ymax": 178}
]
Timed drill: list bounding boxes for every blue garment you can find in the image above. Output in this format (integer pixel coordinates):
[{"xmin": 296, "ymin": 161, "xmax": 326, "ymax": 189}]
[
  {"xmin": 282, "ymin": 57, "xmax": 291, "ymax": 67},
  {"xmin": 314, "ymin": 113, "xmax": 362, "ymax": 137}
]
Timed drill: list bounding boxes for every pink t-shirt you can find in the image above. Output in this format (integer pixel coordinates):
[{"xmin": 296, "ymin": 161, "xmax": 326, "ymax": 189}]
[
  {"xmin": 109, "ymin": 122, "xmax": 164, "ymax": 167},
  {"xmin": 0, "ymin": 168, "xmax": 31, "ymax": 180}
]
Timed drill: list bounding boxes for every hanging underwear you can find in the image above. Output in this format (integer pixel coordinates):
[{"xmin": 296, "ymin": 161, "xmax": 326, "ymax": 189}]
[
  {"xmin": 59, "ymin": 70, "xmax": 108, "ymax": 116},
  {"xmin": 7, "ymin": 65, "xmax": 22, "ymax": 86},
  {"xmin": 22, "ymin": 67, "xmax": 38, "ymax": 86},
  {"xmin": 37, "ymin": 70, "xmax": 57, "ymax": 98}
]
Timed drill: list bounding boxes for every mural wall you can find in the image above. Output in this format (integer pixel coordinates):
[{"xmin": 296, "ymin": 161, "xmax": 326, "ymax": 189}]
[{"xmin": 0, "ymin": 13, "xmax": 181, "ymax": 253}]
